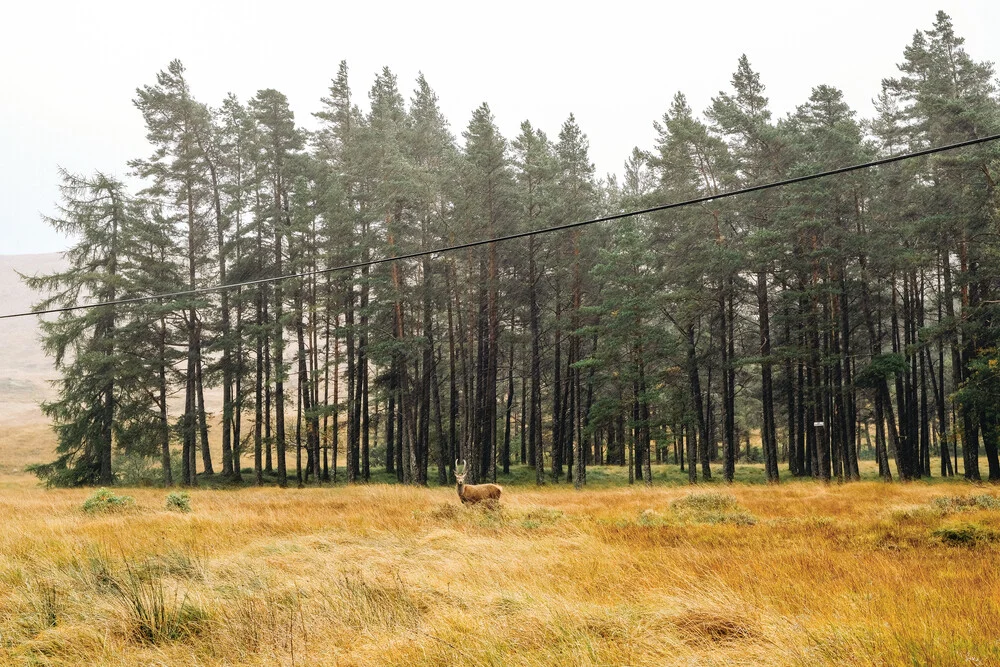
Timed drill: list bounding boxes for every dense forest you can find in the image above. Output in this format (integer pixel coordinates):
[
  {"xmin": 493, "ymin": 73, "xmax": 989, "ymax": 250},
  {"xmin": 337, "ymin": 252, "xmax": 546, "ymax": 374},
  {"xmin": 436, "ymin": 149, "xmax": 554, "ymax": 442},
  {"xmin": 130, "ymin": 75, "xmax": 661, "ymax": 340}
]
[{"xmin": 25, "ymin": 12, "xmax": 1000, "ymax": 488}]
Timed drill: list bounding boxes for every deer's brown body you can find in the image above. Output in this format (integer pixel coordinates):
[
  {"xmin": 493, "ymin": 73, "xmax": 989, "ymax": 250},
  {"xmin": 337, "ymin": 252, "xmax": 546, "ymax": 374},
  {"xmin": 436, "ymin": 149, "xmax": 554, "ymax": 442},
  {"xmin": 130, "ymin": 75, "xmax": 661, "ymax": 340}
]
[{"xmin": 454, "ymin": 460, "xmax": 502, "ymax": 504}]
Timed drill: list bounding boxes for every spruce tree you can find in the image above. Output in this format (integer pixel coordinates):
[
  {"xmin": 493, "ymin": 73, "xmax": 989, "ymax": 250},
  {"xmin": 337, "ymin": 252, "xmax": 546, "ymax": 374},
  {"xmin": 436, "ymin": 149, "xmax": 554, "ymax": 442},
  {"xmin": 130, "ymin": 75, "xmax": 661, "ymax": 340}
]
[{"xmin": 26, "ymin": 171, "xmax": 171, "ymax": 486}]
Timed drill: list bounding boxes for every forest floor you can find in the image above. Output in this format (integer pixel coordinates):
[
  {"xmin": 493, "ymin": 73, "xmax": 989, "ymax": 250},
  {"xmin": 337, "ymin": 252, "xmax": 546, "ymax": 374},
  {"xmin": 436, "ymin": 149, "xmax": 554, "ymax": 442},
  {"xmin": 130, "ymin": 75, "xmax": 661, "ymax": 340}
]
[{"xmin": 0, "ymin": 464, "xmax": 998, "ymax": 666}]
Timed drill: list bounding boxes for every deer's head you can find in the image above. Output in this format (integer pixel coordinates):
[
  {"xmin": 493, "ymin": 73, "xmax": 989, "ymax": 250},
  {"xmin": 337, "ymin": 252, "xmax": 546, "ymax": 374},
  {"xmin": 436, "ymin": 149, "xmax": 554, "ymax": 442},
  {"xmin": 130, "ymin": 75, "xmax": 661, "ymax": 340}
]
[{"xmin": 454, "ymin": 459, "xmax": 468, "ymax": 486}]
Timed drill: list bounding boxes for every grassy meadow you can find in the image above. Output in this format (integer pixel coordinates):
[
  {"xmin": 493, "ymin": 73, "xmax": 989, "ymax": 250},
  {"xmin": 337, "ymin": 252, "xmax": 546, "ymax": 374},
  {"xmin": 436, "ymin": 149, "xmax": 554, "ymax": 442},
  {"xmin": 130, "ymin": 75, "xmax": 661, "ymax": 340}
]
[{"xmin": 0, "ymin": 461, "xmax": 998, "ymax": 666}]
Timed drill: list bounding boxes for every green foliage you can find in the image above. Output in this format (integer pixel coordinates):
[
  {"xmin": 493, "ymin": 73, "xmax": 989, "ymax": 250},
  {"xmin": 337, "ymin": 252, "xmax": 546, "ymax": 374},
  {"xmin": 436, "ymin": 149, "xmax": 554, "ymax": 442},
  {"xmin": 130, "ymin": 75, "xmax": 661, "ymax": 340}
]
[
  {"xmin": 954, "ymin": 348, "xmax": 1000, "ymax": 416},
  {"xmin": 932, "ymin": 522, "xmax": 1000, "ymax": 547},
  {"xmin": 116, "ymin": 452, "xmax": 160, "ymax": 487},
  {"xmin": 24, "ymin": 169, "xmax": 178, "ymax": 488},
  {"xmin": 165, "ymin": 491, "xmax": 191, "ymax": 513},
  {"xmin": 855, "ymin": 353, "xmax": 909, "ymax": 388},
  {"xmin": 22, "ymin": 13, "xmax": 1000, "ymax": 494},
  {"xmin": 82, "ymin": 488, "xmax": 136, "ymax": 514}
]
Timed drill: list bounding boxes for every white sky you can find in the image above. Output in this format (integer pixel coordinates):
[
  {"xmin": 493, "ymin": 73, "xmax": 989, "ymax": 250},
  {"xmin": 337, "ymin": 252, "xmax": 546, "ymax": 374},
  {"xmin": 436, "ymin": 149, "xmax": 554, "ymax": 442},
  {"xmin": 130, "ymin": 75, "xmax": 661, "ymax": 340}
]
[{"xmin": 1, "ymin": 0, "xmax": 997, "ymax": 255}]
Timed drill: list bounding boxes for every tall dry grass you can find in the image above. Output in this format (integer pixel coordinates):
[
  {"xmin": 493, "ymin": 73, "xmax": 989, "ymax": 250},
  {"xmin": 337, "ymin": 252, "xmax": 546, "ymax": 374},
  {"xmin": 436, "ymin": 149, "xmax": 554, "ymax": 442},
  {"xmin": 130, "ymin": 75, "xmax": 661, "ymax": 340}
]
[{"xmin": 0, "ymin": 474, "xmax": 997, "ymax": 666}]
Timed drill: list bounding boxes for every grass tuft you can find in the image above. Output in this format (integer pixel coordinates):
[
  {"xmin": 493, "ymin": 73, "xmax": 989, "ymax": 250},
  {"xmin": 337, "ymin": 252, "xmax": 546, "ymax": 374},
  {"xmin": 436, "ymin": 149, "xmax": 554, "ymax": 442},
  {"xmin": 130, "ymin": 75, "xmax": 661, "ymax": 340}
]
[
  {"xmin": 111, "ymin": 560, "xmax": 207, "ymax": 643},
  {"xmin": 637, "ymin": 508, "xmax": 671, "ymax": 526},
  {"xmin": 23, "ymin": 578, "xmax": 60, "ymax": 631},
  {"xmin": 670, "ymin": 492, "xmax": 757, "ymax": 525},
  {"xmin": 670, "ymin": 607, "xmax": 761, "ymax": 643},
  {"xmin": 427, "ymin": 502, "xmax": 461, "ymax": 521},
  {"xmin": 932, "ymin": 522, "xmax": 1000, "ymax": 547}
]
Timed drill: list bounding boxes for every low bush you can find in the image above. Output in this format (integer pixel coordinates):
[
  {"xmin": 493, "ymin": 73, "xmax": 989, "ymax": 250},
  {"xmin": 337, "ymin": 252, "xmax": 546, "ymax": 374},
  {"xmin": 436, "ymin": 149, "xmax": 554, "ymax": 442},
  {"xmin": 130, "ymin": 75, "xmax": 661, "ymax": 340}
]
[
  {"xmin": 933, "ymin": 522, "xmax": 1000, "ymax": 547},
  {"xmin": 670, "ymin": 492, "xmax": 757, "ymax": 526},
  {"xmin": 82, "ymin": 488, "xmax": 135, "ymax": 514},
  {"xmin": 165, "ymin": 491, "xmax": 191, "ymax": 513}
]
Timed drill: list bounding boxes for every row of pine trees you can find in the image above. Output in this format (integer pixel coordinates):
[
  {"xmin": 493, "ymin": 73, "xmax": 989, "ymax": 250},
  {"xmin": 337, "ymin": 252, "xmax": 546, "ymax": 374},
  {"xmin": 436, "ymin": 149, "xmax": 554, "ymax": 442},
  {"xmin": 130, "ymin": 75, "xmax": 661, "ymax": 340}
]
[{"xmin": 28, "ymin": 12, "xmax": 1000, "ymax": 488}]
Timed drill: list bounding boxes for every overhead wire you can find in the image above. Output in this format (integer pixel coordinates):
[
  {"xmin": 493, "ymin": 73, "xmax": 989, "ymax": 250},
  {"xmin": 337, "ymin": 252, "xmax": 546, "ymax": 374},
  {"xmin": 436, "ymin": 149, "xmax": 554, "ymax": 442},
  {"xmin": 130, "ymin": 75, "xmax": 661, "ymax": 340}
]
[{"xmin": 2, "ymin": 132, "xmax": 999, "ymax": 321}]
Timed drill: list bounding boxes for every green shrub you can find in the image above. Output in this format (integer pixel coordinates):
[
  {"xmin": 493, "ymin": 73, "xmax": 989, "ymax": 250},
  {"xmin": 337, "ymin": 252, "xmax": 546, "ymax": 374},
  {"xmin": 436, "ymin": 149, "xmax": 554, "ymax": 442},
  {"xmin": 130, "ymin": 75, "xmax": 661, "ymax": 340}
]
[
  {"xmin": 671, "ymin": 492, "xmax": 758, "ymax": 526},
  {"xmin": 165, "ymin": 492, "xmax": 191, "ymax": 513},
  {"xmin": 82, "ymin": 488, "xmax": 135, "ymax": 514},
  {"xmin": 114, "ymin": 452, "xmax": 160, "ymax": 487},
  {"xmin": 933, "ymin": 522, "xmax": 999, "ymax": 547}
]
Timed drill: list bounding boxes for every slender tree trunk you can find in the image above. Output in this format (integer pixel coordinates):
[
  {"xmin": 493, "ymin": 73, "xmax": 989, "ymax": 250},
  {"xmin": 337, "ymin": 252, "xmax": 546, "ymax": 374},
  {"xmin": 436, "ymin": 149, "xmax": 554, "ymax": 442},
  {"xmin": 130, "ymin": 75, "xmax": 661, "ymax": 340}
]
[
  {"xmin": 259, "ymin": 290, "xmax": 272, "ymax": 472},
  {"xmin": 757, "ymin": 268, "xmax": 779, "ymax": 482},
  {"xmin": 721, "ymin": 283, "xmax": 736, "ymax": 483},
  {"xmin": 839, "ymin": 269, "xmax": 859, "ymax": 480},
  {"xmin": 332, "ymin": 312, "xmax": 341, "ymax": 484},
  {"xmin": 273, "ymin": 198, "xmax": 287, "ymax": 488},
  {"xmin": 503, "ymin": 312, "xmax": 516, "ymax": 476},
  {"xmin": 433, "ymin": 350, "xmax": 449, "ymax": 486},
  {"xmin": 552, "ymin": 280, "xmax": 563, "ymax": 481},
  {"xmin": 158, "ymin": 312, "xmax": 172, "ymax": 486},
  {"xmin": 639, "ymin": 351, "xmax": 652, "ymax": 487},
  {"xmin": 195, "ymin": 335, "xmax": 213, "ymax": 475},
  {"xmin": 529, "ymin": 239, "xmax": 544, "ymax": 486},
  {"xmin": 254, "ymin": 291, "xmax": 264, "ymax": 485},
  {"xmin": 685, "ymin": 324, "xmax": 710, "ymax": 480},
  {"xmin": 345, "ymin": 281, "xmax": 356, "ymax": 483}
]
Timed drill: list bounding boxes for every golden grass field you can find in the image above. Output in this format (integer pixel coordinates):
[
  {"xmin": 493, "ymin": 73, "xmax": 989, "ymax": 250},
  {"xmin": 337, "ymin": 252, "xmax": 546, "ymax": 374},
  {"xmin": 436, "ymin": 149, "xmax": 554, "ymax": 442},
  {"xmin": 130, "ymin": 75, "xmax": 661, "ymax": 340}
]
[
  {"xmin": 0, "ymin": 465, "xmax": 998, "ymax": 666},
  {"xmin": 4, "ymin": 255, "xmax": 998, "ymax": 665}
]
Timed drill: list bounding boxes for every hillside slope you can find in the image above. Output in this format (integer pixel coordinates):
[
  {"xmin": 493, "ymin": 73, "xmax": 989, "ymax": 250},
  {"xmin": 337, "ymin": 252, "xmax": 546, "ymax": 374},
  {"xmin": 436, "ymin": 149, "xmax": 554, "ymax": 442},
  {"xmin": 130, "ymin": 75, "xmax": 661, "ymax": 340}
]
[{"xmin": 0, "ymin": 253, "xmax": 65, "ymax": 467}]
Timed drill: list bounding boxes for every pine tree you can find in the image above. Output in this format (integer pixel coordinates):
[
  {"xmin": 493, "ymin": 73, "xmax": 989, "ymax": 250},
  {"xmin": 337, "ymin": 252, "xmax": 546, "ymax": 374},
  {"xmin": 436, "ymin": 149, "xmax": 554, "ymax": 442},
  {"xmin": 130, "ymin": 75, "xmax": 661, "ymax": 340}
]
[
  {"xmin": 26, "ymin": 171, "xmax": 173, "ymax": 486},
  {"xmin": 707, "ymin": 56, "xmax": 784, "ymax": 483},
  {"xmin": 884, "ymin": 11, "xmax": 1000, "ymax": 480},
  {"xmin": 132, "ymin": 59, "xmax": 216, "ymax": 485},
  {"xmin": 459, "ymin": 103, "xmax": 514, "ymax": 483},
  {"xmin": 512, "ymin": 121, "xmax": 557, "ymax": 485},
  {"xmin": 250, "ymin": 88, "xmax": 303, "ymax": 488}
]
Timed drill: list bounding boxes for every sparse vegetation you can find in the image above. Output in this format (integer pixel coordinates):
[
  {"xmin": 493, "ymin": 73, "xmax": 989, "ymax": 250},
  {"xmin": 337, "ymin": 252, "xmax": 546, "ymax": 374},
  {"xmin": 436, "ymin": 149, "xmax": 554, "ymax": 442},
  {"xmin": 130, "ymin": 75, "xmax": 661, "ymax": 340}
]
[
  {"xmin": 4, "ymin": 6, "xmax": 1000, "ymax": 665},
  {"xmin": 932, "ymin": 494, "xmax": 1000, "ymax": 513},
  {"xmin": 81, "ymin": 488, "xmax": 135, "ymax": 514},
  {"xmin": 165, "ymin": 491, "xmax": 191, "ymax": 513}
]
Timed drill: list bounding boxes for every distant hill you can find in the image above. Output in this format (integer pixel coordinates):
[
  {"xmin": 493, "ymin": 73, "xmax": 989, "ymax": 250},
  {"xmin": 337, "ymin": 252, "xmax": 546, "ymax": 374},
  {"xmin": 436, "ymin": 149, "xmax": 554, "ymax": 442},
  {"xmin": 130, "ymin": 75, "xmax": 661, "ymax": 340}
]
[
  {"xmin": 0, "ymin": 253, "xmax": 65, "ymax": 407},
  {"xmin": 0, "ymin": 253, "xmax": 66, "ymax": 468},
  {"xmin": 0, "ymin": 253, "xmax": 231, "ymax": 470}
]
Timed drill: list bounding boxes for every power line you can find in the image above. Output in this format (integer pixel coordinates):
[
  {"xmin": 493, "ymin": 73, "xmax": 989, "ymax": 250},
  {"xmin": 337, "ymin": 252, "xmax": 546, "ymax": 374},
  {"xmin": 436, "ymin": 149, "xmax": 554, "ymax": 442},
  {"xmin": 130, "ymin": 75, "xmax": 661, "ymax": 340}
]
[{"xmin": 3, "ymin": 132, "xmax": 999, "ymax": 321}]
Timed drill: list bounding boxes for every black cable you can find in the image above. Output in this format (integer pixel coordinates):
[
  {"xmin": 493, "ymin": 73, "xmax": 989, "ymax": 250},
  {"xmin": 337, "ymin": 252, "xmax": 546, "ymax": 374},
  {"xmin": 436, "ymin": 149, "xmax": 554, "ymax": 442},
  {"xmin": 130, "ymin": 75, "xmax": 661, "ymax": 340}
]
[{"xmin": 3, "ymin": 132, "xmax": 998, "ymax": 321}]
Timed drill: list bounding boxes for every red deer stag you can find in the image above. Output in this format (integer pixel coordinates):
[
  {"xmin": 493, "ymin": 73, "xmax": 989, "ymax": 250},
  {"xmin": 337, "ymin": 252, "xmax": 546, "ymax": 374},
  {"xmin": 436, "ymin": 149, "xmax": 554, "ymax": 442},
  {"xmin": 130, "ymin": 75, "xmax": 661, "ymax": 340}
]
[{"xmin": 454, "ymin": 460, "xmax": 502, "ymax": 505}]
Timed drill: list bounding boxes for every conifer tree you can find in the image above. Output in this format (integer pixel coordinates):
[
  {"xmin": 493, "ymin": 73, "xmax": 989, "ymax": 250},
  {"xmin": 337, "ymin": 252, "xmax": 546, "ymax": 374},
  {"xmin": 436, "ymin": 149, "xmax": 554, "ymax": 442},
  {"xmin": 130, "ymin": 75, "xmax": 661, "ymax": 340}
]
[
  {"xmin": 132, "ymin": 59, "xmax": 216, "ymax": 485},
  {"xmin": 27, "ymin": 171, "xmax": 172, "ymax": 486}
]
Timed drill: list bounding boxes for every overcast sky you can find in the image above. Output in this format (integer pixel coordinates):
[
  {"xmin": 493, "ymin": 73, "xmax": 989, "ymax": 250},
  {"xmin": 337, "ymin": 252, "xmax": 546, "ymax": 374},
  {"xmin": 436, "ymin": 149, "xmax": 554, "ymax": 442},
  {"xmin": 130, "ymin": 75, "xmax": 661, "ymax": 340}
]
[{"xmin": 1, "ymin": 1, "xmax": 997, "ymax": 256}]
